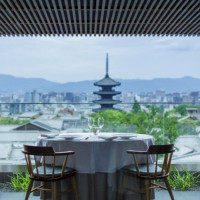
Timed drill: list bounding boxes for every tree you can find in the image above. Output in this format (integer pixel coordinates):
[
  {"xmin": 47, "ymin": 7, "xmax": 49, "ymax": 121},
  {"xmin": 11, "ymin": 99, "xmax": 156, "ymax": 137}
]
[{"xmin": 132, "ymin": 99, "xmax": 141, "ymax": 114}]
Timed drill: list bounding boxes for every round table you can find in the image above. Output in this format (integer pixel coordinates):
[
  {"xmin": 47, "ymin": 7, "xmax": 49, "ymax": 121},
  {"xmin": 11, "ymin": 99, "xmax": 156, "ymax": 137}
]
[{"xmin": 36, "ymin": 133, "xmax": 155, "ymax": 200}]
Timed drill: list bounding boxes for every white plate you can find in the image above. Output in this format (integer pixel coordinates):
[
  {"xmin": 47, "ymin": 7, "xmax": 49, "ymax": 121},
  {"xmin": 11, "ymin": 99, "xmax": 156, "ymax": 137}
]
[
  {"xmin": 58, "ymin": 134, "xmax": 82, "ymax": 140},
  {"xmin": 114, "ymin": 134, "xmax": 137, "ymax": 139},
  {"xmin": 98, "ymin": 136, "xmax": 117, "ymax": 141},
  {"xmin": 40, "ymin": 134, "xmax": 58, "ymax": 138}
]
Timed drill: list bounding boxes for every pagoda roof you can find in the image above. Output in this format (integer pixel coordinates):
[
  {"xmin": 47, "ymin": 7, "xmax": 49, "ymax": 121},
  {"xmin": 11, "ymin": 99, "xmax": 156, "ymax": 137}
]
[
  {"xmin": 93, "ymin": 100, "xmax": 121, "ymax": 104},
  {"xmin": 94, "ymin": 75, "xmax": 120, "ymax": 87},
  {"xmin": 94, "ymin": 91, "xmax": 121, "ymax": 95}
]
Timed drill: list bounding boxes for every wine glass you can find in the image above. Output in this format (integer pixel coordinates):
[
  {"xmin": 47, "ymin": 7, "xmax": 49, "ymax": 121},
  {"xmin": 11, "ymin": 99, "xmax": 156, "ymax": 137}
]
[
  {"xmin": 98, "ymin": 117, "xmax": 104, "ymax": 134},
  {"xmin": 88, "ymin": 118, "xmax": 94, "ymax": 136}
]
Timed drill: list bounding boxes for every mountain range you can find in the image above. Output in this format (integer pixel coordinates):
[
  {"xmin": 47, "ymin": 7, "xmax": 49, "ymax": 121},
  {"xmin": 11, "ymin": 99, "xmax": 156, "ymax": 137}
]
[{"xmin": 0, "ymin": 74, "xmax": 199, "ymax": 93}]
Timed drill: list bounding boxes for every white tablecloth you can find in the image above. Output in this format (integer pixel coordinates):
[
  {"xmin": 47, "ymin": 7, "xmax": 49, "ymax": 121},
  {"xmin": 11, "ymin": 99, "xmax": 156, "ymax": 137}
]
[
  {"xmin": 37, "ymin": 133, "xmax": 155, "ymax": 174},
  {"xmin": 36, "ymin": 133, "xmax": 155, "ymax": 200}
]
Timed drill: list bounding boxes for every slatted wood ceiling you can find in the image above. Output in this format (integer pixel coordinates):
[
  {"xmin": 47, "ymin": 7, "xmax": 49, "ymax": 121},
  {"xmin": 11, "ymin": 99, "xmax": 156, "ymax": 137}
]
[{"xmin": 0, "ymin": 0, "xmax": 199, "ymax": 36}]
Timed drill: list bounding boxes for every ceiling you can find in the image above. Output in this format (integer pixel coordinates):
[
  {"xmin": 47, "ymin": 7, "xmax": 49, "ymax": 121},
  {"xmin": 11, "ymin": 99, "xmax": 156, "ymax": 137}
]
[{"xmin": 0, "ymin": 0, "xmax": 199, "ymax": 36}]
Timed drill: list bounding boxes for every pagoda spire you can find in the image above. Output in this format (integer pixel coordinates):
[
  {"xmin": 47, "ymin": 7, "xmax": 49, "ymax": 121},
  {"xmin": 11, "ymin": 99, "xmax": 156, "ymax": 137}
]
[{"xmin": 106, "ymin": 53, "xmax": 109, "ymax": 77}]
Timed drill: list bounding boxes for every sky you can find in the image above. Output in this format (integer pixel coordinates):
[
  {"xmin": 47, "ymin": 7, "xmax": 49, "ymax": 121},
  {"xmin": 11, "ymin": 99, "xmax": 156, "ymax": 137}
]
[{"xmin": 0, "ymin": 36, "xmax": 200, "ymax": 83}]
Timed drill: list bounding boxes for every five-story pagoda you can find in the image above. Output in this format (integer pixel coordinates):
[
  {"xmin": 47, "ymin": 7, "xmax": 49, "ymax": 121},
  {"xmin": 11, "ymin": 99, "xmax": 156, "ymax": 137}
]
[{"xmin": 93, "ymin": 54, "xmax": 121, "ymax": 112}]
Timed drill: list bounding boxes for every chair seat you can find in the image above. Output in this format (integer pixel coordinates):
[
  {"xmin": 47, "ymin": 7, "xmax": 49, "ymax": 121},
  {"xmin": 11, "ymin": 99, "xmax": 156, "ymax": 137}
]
[
  {"xmin": 33, "ymin": 166, "xmax": 76, "ymax": 177},
  {"xmin": 122, "ymin": 164, "xmax": 163, "ymax": 176}
]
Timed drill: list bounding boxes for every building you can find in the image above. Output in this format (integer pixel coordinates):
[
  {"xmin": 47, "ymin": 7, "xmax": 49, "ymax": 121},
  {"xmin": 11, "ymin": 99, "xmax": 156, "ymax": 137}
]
[{"xmin": 93, "ymin": 54, "xmax": 121, "ymax": 112}]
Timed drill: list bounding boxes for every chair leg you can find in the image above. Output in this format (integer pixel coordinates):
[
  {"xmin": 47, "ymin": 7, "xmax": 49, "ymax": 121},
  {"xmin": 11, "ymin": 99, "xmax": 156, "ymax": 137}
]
[
  {"xmin": 43, "ymin": 182, "xmax": 46, "ymax": 200},
  {"xmin": 71, "ymin": 176, "xmax": 79, "ymax": 200},
  {"xmin": 119, "ymin": 174, "xmax": 128, "ymax": 200},
  {"xmin": 25, "ymin": 179, "xmax": 33, "ymax": 200},
  {"xmin": 164, "ymin": 178, "xmax": 174, "ymax": 200},
  {"xmin": 145, "ymin": 180, "xmax": 150, "ymax": 200},
  {"xmin": 52, "ymin": 182, "xmax": 57, "ymax": 200}
]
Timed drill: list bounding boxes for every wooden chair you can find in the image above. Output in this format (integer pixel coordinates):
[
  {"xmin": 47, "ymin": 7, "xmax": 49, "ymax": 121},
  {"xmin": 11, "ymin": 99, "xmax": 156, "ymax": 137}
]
[
  {"xmin": 22, "ymin": 145, "xmax": 79, "ymax": 200},
  {"xmin": 119, "ymin": 144, "xmax": 175, "ymax": 200}
]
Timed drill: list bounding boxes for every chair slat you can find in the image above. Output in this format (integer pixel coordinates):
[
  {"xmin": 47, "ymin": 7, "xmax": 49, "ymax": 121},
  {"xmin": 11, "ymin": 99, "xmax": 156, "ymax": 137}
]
[
  {"xmin": 61, "ymin": 155, "xmax": 68, "ymax": 177},
  {"xmin": 133, "ymin": 154, "xmax": 140, "ymax": 176},
  {"xmin": 154, "ymin": 154, "xmax": 158, "ymax": 177},
  {"xmin": 34, "ymin": 155, "xmax": 39, "ymax": 178},
  {"xmin": 146, "ymin": 154, "xmax": 149, "ymax": 177},
  {"xmin": 43, "ymin": 156, "xmax": 46, "ymax": 177}
]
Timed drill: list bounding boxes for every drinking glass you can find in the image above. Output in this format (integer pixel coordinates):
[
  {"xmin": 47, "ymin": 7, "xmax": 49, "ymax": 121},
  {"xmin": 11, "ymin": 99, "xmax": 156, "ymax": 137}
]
[
  {"xmin": 88, "ymin": 118, "xmax": 94, "ymax": 136},
  {"xmin": 98, "ymin": 117, "xmax": 104, "ymax": 134}
]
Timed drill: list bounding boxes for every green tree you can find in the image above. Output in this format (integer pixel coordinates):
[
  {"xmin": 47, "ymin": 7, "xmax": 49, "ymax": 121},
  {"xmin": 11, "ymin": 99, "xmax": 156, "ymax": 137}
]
[{"xmin": 132, "ymin": 99, "xmax": 141, "ymax": 114}]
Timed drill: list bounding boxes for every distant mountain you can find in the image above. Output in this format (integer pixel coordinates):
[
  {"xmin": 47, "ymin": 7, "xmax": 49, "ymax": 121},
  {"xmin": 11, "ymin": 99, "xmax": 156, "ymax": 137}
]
[
  {"xmin": 0, "ymin": 74, "xmax": 58, "ymax": 93},
  {"xmin": 0, "ymin": 74, "xmax": 200, "ymax": 93}
]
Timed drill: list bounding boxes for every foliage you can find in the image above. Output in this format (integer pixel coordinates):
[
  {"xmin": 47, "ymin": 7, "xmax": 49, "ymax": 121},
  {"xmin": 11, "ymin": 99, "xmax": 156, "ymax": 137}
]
[
  {"xmin": 0, "ymin": 117, "xmax": 30, "ymax": 125},
  {"xmin": 177, "ymin": 119, "xmax": 197, "ymax": 135},
  {"xmin": 90, "ymin": 105, "xmax": 180, "ymax": 145},
  {"xmin": 132, "ymin": 99, "xmax": 141, "ymax": 114},
  {"xmin": 175, "ymin": 104, "xmax": 195, "ymax": 116},
  {"xmin": 168, "ymin": 168, "xmax": 200, "ymax": 191},
  {"xmin": 9, "ymin": 173, "xmax": 30, "ymax": 192}
]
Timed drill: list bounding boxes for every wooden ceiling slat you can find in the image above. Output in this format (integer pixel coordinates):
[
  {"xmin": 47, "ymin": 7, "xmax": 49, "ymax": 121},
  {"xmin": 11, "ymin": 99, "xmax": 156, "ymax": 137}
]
[
  {"xmin": 52, "ymin": 0, "xmax": 64, "ymax": 36},
  {"xmin": 14, "ymin": 0, "xmax": 37, "ymax": 35},
  {"xmin": 112, "ymin": 0, "xmax": 125, "ymax": 36},
  {"xmin": 0, "ymin": 19, "xmax": 13, "ymax": 35},
  {"xmin": 32, "ymin": 0, "xmax": 50, "ymax": 35},
  {"xmin": 45, "ymin": 0, "xmax": 59, "ymax": 35},
  {"xmin": 0, "ymin": 13, "xmax": 18, "ymax": 35},
  {"xmin": 77, "ymin": 0, "xmax": 83, "ymax": 36},
  {"xmin": 6, "ymin": 0, "xmax": 31, "ymax": 35},
  {"xmin": 139, "ymin": 0, "xmax": 158, "ymax": 35},
  {"xmin": 99, "ymin": 0, "xmax": 106, "ymax": 36},
  {"xmin": 26, "ymin": 0, "xmax": 45, "ymax": 35},
  {"xmin": 0, "ymin": 1, "xmax": 25, "ymax": 35},
  {"xmin": 38, "ymin": 0, "xmax": 55, "ymax": 35},
  {"xmin": 127, "ymin": 0, "xmax": 146, "ymax": 35},
  {"xmin": 117, "ymin": 0, "xmax": 132, "ymax": 36},
  {"xmin": 149, "ymin": 0, "xmax": 172, "ymax": 35},
  {"xmin": 103, "ymin": 0, "xmax": 112, "ymax": 35},
  {"xmin": 182, "ymin": 20, "xmax": 200, "ymax": 36},
  {"xmin": 58, "ymin": 0, "xmax": 68, "ymax": 36},
  {"xmin": 162, "ymin": 0, "xmax": 193, "ymax": 35},
  {"xmin": 0, "ymin": 1, "xmax": 24, "ymax": 35},
  {"xmin": 70, "ymin": 0, "xmax": 78, "ymax": 36},
  {"xmin": 19, "ymin": 0, "xmax": 41, "ymax": 35},
  {"xmin": 89, "ymin": 0, "xmax": 93, "ymax": 36},
  {"xmin": 83, "ymin": 0, "xmax": 87, "ymax": 35},
  {"xmin": 64, "ymin": 0, "xmax": 73, "ymax": 35},
  {"xmin": 0, "ymin": 0, "xmax": 199, "ymax": 36},
  {"xmin": 168, "ymin": 2, "xmax": 199, "ymax": 35},
  {"xmin": 108, "ymin": 0, "xmax": 119, "ymax": 36},
  {"xmin": 134, "ymin": 0, "xmax": 152, "ymax": 35},
  {"xmin": 176, "ymin": 13, "xmax": 200, "ymax": 35},
  {"xmin": 156, "ymin": 0, "xmax": 185, "ymax": 35},
  {"xmin": 94, "ymin": 0, "xmax": 99, "ymax": 36},
  {"xmin": 144, "ymin": 0, "xmax": 164, "ymax": 35}
]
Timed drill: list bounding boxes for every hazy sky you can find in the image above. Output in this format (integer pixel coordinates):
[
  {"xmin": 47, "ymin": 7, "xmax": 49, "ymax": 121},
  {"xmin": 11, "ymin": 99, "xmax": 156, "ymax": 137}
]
[{"xmin": 0, "ymin": 36, "xmax": 200, "ymax": 83}]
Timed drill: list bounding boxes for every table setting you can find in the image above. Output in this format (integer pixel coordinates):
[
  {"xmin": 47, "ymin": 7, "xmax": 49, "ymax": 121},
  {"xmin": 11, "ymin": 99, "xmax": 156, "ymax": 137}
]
[{"xmin": 35, "ymin": 117, "xmax": 155, "ymax": 200}]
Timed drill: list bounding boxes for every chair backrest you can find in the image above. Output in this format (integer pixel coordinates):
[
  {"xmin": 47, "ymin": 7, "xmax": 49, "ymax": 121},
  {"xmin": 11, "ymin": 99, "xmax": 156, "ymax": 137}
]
[
  {"xmin": 22, "ymin": 145, "xmax": 69, "ymax": 181},
  {"xmin": 132, "ymin": 144, "xmax": 174, "ymax": 179}
]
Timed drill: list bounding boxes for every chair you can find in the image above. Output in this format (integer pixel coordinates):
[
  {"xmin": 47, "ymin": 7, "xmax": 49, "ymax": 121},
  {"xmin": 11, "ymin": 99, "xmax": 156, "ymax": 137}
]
[
  {"xmin": 22, "ymin": 145, "xmax": 79, "ymax": 200},
  {"xmin": 119, "ymin": 144, "xmax": 175, "ymax": 200}
]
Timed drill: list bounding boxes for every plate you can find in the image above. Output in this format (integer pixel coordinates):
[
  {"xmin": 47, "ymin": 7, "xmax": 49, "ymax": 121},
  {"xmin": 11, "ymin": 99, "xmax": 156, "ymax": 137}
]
[
  {"xmin": 98, "ymin": 136, "xmax": 117, "ymax": 141},
  {"xmin": 58, "ymin": 134, "xmax": 82, "ymax": 140},
  {"xmin": 114, "ymin": 134, "xmax": 137, "ymax": 139},
  {"xmin": 40, "ymin": 134, "xmax": 58, "ymax": 138}
]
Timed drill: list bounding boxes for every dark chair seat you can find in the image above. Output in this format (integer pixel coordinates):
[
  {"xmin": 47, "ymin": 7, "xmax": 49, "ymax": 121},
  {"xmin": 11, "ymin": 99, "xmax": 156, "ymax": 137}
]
[
  {"xmin": 33, "ymin": 166, "xmax": 76, "ymax": 177},
  {"xmin": 123, "ymin": 164, "xmax": 163, "ymax": 176}
]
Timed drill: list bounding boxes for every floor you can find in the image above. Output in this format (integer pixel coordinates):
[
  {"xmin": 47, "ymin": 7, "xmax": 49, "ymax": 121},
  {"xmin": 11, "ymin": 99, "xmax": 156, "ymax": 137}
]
[{"xmin": 0, "ymin": 191, "xmax": 200, "ymax": 200}]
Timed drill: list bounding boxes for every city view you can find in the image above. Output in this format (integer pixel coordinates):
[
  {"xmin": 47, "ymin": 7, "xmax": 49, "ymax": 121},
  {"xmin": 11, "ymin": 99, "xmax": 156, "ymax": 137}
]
[{"xmin": 0, "ymin": 1, "xmax": 200, "ymax": 199}]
